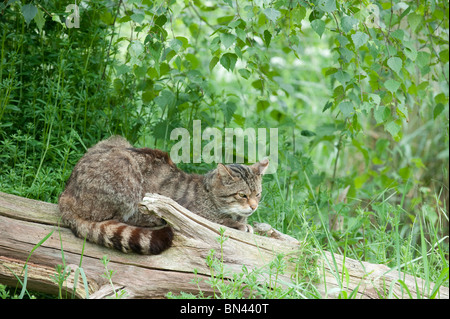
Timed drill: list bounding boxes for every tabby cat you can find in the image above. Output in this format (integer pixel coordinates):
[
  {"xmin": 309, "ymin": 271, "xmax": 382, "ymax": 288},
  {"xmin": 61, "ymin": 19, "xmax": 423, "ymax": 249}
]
[{"xmin": 58, "ymin": 136, "xmax": 269, "ymax": 255}]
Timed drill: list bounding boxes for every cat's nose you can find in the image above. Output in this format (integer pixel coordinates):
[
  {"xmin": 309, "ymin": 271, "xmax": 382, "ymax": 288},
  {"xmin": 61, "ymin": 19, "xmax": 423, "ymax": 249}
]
[{"xmin": 249, "ymin": 201, "xmax": 258, "ymax": 211}]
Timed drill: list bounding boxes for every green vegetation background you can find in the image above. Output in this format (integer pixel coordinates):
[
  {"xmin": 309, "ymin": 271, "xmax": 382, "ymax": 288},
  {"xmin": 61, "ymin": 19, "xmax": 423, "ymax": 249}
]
[{"xmin": 0, "ymin": 0, "xmax": 448, "ymax": 297}]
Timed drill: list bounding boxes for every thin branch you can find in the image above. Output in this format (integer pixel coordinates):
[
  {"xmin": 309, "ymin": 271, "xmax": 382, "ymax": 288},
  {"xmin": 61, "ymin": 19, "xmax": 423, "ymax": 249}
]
[{"xmin": 188, "ymin": 1, "xmax": 215, "ymax": 31}]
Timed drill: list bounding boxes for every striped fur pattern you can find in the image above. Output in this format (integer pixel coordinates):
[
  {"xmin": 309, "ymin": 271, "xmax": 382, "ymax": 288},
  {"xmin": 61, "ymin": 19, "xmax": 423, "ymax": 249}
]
[{"xmin": 59, "ymin": 136, "xmax": 268, "ymax": 255}]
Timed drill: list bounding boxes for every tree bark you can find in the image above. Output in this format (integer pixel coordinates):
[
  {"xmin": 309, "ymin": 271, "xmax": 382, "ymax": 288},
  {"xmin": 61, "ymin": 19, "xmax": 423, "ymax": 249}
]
[{"xmin": 0, "ymin": 191, "xmax": 447, "ymax": 299}]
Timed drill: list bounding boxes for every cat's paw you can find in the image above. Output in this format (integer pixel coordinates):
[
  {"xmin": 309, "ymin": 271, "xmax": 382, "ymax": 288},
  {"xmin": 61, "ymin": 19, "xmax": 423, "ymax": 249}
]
[
  {"xmin": 235, "ymin": 222, "xmax": 253, "ymax": 233},
  {"xmin": 222, "ymin": 219, "xmax": 254, "ymax": 233}
]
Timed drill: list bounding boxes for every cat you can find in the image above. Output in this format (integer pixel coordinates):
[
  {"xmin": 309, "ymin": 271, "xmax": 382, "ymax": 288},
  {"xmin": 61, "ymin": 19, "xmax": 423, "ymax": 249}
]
[{"xmin": 58, "ymin": 135, "xmax": 269, "ymax": 255}]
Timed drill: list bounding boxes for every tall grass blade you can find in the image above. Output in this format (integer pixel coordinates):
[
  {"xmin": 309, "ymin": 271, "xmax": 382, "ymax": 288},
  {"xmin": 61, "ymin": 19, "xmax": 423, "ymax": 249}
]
[
  {"xmin": 18, "ymin": 265, "xmax": 28, "ymax": 299},
  {"xmin": 429, "ymin": 267, "xmax": 449, "ymax": 299}
]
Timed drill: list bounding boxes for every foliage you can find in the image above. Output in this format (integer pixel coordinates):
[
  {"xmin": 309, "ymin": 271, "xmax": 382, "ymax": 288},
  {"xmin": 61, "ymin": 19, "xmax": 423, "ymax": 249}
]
[{"xmin": 0, "ymin": 0, "xmax": 448, "ymax": 298}]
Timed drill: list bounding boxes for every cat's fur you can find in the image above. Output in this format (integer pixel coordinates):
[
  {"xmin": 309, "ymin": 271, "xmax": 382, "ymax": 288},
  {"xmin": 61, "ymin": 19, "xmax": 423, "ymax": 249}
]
[{"xmin": 58, "ymin": 136, "xmax": 269, "ymax": 255}]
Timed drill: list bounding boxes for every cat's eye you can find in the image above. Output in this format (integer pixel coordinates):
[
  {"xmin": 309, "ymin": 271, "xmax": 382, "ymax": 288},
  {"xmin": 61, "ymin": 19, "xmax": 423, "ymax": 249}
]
[
  {"xmin": 237, "ymin": 192, "xmax": 247, "ymax": 198},
  {"xmin": 256, "ymin": 193, "xmax": 261, "ymax": 197}
]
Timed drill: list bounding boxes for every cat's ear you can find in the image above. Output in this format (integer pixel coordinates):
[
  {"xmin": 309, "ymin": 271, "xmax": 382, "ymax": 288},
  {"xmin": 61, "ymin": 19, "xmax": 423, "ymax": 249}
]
[
  {"xmin": 217, "ymin": 163, "xmax": 235, "ymax": 180},
  {"xmin": 251, "ymin": 159, "xmax": 269, "ymax": 175}
]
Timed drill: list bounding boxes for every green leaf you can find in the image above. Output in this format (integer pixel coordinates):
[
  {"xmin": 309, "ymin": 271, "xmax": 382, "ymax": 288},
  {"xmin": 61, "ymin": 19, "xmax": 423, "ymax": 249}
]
[
  {"xmin": 234, "ymin": 45, "xmax": 243, "ymax": 59},
  {"xmin": 374, "ymin": 106, "xmax": 390, "ymax": 124},
  {"xmin": 385, "ymin": 121, "xmax": 401, "ymax": 138},
  {"xmin": 238, "ymin": 68, "xmax": 251, "ymax": 79},
  {"xmin": 21, "ymin": 4, "xmax": 37, "ymax": 25},
  {"xmin": 51, "ymin": 13, "xmax": 63, "ymax": 25},
  {"xmin": 263, "ymin": 8, "xmax": 281, "ymax": 23},
  {"xmin": 322, "ymin": 101, "xmax": 333, "ymax": 112},
  {"xmin": 169, "ymin": 38, "xmax": 183, "ymax": 52},
  {"xmin": 174, "ymin": 56, "xmax": 181, "ymax": 70},
  {"xmin": 165, "ymin": 50, "xmax": 176, "ymax": 63},
  {"xmin": 217, "ymin": 15, "xmax": 234, "ymax": 25},
  {"xmin": 368, "ymin": 93, "xmax": 381, "ymax": 106},
  {"xmin": 337, "ymin": 35, "xmax": 349, "ymax": 47},
  {"xmin": 185, "ymin": 53, "xmax": 199, "ymax": 69},
  {"xmin": 439, "ymin": 49, "xmax": 449, "ymax": 64},
  {"xmin": 338, "ymin": 101, "xmax": 354, "ymax": 117},
  {"xmin": 129, "ymin": 40, "xmax": 144, "ymax": 57},
  {"xmin": 115, "ymin": 64, "xmax": 131, "ymax": 75},
  {"xmin": 223, "ymin": 0, "xmax": 233, "ymax": 7},
  {"xmin": 416, "ymin": 51, "xmax": 431, "ymax": 68},
  {"xmin": 134, "ymin": 65, "xmax": 147, "ymax": 77},
  {"xmin": 187, "ymin": 70, "xmax": 202, "ymax": 84},
  {"xmin": 311, "ymin": 19, "xmax": 325, "ymax": 38},
  {"xmin": 175, "ymin": 36, "xmax": 189, "ymax": 49},
  {"xmin": 341, "ymin": 15, "xmax": 358, "ymax": 33},
  {"xmin": 354, "ymin": 174, "xmax": 369, "ymax": 189},
  {"xmin": 404, "ymin": 47, "xmax": 417, "ymax": 61},
  {"xmin": 257, "ymin": 100, "xmax": 270, "ymax": 112},
  {"xmin": 230, "ymin": 19, "xmax": 243, "ymax": 27},
  {"xmin": 270, "ymin": 109, "xmax": 286, "ymax": 122},
  {"xmin": 407, "ymin": 12, "xmax": 422, "ymax": 32},
  {"xmin": 339, "ymin": 47, "xmax": 353, "ymax": 63},
  {"xmin": 263, "ymin": 30, "xmax": 272, "ymax": 48},
  {"xmin": 220, "ymin": 32, "xmax": 236, "ymax": 49},
  {"xmin": 387, "ymin": 57, "xmax": 402, "ymax": 75},
  {"xmin": 334, "ymin": 70, "xmax": 351, "ymax": 86},
  {"xmin": 155, "ymin": 14, "xmax": 167, "ymax": 27},
  {"xmin": 220, "ymin": 53, "xmax": 238, "ymax": 71},
  {"xmin": 301, "ymin": 130, "xmax": 316, "ymax": 137},
  {"xmin": 351, "ymin": 31, "xmax": 369, "ymax": 50},
  {"xmin": 130, "ymin": 13, "xmax": 145, "ymax": 24},
  {"xmin": 209, "ymin": 56, "xmax": 219, "ymax": 72},
  {"xmin": 221, "ymin": 101, "xmax": 237, "ymax": 124},
  {"xmin": 411, "ymin": 157, "xmax": 426, "ymax": 169},
  {"xmin": 142, "ymin": 89, "xmax": 156, "ymax": 103},
  {"xmin": 391, "ymin": 29, "xmax": 404, "ymax": 41},
  {"xmin": 154, "ymin": 90, "xmax": 175, "ymax": 110},
  {"xmin": 235, "ymin": 27, "xmax": 246, "ymax": 41},
  {"xmin": 324, "ymin": 67, "xmax": 338, "ymax": 76},
  {"xmin": 34, "ymin": 9, "xmax": 45, "ymax": 33},
  {"xmin": 318, "ymin": 0, "xmax": 336, "ymax": 13},
  {"xmin": 153, "ymin": 120, "xmax": 173, "ymax": 139},
  {"xmin": 118, "ymin": 15, "xmax": 131, "ymax": 23},
  {"xmin": 399, "ymin": 166, "xmax": 412, "ymax": 180},
  {"xmin": 435, "ymin": 93, "xmax": 447, "ymax": 105},
  {"xmin": 233, "ymin": 114, "xmax": 245, "ymax": 126},
  {"xmin": 292, "ymin": 6, "xmax": 306, "ymax": 25},
  {"xmin": 433, "ymin": 103, "xmax": 444, "ymax": 119},
  {"xmin": 384, "ymin": 79, "xmax": 400, "ymax": 93}
]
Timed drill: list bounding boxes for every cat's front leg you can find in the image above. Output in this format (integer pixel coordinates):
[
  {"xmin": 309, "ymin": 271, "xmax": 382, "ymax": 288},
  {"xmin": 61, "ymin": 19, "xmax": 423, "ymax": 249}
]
[
  {"xmin": 221, "ymin": 219, "xmax": 254, "ymax": 233},
  {"xmin": 242, "ymin": 223, "xmax": 254, "ymax": 233}
]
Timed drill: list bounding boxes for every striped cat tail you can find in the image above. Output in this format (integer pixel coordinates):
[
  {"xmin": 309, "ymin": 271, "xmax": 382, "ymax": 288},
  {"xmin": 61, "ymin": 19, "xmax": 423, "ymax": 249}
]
[{"xmin": 62, "ymin": 215, "xmax": 173, "ymax": 255}]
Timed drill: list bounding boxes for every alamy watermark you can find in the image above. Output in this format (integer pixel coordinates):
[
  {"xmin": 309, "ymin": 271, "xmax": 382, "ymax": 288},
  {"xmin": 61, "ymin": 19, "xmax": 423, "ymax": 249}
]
[
  {"xmin": 170, "ymin": 120, "xmax": 278, "ymax": 174},
  {"xmin": 65, "ymin": 3, "xmax": 80, "ymax": 28}
]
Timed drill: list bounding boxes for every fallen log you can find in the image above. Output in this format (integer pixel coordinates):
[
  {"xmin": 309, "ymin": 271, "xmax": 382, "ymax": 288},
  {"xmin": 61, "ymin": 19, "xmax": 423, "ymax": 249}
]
[{"xmin": 0, "ymin": 191, "xmax": 448, "ymax": 299}]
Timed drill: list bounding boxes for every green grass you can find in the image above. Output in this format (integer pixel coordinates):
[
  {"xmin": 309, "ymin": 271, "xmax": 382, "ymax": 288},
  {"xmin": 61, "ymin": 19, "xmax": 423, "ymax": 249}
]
[{"xmin": 166, "ymin": 227, "xmax": 322, "ymax": 299}]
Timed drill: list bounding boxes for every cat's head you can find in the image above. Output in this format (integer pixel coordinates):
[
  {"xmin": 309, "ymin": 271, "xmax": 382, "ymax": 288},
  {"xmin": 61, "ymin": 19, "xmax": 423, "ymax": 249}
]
[{"xmin": 206, "ymin": 159, "xmax": 269, "ymax": 218}]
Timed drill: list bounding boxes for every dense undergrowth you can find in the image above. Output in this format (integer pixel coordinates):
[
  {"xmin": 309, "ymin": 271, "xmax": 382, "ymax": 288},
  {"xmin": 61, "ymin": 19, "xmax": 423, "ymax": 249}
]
[{"xmin": 0, "ymin": 0, "xmax": 448, "ymax": 298}]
